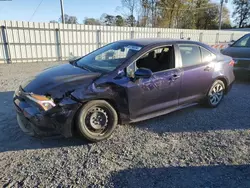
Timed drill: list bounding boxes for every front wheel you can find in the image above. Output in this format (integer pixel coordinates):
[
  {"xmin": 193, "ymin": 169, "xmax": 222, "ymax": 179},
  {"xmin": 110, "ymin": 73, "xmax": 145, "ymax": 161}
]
[
  {"xmin": 76, "ymin": 100, "xmax": 118, "ymax": 142},
  {"xmin": 205, "ymin": 80, "xmax": 225, "ymax": 108},
  {"xmin": 17, "ymin": 114, "xmax": 36, "ymax": 136}
]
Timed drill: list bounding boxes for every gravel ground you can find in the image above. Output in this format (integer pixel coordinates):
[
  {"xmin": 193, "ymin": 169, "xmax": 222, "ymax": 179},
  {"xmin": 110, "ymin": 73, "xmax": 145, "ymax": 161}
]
[{"xmin": 0, "ymin": 62, "xmax": 250, "ymax": 187}]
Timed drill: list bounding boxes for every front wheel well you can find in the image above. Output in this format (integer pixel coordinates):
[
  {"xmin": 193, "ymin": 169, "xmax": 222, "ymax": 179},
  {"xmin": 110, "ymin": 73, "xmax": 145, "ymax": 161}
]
[
  {"xmin": 72, "ymin": 99, "xmax": 121, "ymax": 134},
  {"xmin": 101, "ymin": 99, "xmax": 121, "ymax": 124}
]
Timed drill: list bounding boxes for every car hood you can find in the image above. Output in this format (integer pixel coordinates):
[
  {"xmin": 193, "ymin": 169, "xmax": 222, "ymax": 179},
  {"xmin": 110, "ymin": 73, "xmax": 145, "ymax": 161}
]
[
  {"xmin": 222, "ymin": 47, "xmax": 250, "ymax": 59},
  {"xmin": 21, "ymin": 63, "xmax": 101, "ymax": 97}
]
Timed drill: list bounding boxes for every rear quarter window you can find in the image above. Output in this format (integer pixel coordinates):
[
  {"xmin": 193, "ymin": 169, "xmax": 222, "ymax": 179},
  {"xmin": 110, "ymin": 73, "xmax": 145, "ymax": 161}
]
[{"xmin": 200, "ymin": 47, "xmax": 216, "ymax": 62}]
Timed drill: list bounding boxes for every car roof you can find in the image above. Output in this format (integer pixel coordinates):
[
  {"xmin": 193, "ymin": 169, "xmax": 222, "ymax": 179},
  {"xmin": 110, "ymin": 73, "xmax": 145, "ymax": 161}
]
[
  {"xmin": 118, "ymin": 38, "xmax": 200, "ymax": 46},
  {"xmin": 118, "ymin": 38, "xmax": 218, "ymax": 54}
]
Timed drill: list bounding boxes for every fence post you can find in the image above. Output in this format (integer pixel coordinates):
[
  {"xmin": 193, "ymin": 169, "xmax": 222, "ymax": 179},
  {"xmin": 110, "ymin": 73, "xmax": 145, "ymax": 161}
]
[
  {"xmin": 215, "ymin": 33, "xmax": 219, "ymax": 44},
  {"xmin": 55, "ymin": 28, "xmax": 62, "ymax": 61},
  {"xmin": 1, "ymin": 25, "xmax": 11, "ymax": 64},
  {"xmin": 157, "ymin": 32, "xmax": 161, "ymax": 38},
  {"xmin": 199, "ymin": 32, "xmax": 203, "ymax": 42},
  {"xmin": 96, "ymin": 30, "xmax": 101, "ymax": 48},
  {"xmin": 130, "ymin": 31, "xmax": 135, "ymax": 39},
  {"xmin": 180, "ymin": 32, "xmax": 184, "ymax": 39},
  {"xmin": 230, "ymin": 33, "xmax": 234, "ymax": 42}
]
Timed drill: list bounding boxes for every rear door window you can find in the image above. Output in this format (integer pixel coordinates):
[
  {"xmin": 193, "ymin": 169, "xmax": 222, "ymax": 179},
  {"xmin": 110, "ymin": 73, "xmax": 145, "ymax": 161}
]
[{"xmin": 179, "ymin": 45, "xmax": 201, "ymax": 67}]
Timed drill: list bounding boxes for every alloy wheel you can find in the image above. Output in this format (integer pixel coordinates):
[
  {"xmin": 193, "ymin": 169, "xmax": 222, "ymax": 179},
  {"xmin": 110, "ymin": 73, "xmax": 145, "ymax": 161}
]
[{"xmin": 209, "ymin": 83, "xmax": 224, "ymax": 106}]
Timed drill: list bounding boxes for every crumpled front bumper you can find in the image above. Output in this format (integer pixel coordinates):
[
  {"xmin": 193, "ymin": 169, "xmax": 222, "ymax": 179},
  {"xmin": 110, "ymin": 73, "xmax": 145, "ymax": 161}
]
[{"xmin": 13, "ymin": 90, "xmax": 81, "ymax": 137}]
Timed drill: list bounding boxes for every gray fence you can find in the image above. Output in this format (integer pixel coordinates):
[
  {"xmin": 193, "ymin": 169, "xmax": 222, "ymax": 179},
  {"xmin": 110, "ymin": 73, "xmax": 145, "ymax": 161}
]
[{"xmin": 0, "ymin": 20, "xmax": 248, "ymax": 64}]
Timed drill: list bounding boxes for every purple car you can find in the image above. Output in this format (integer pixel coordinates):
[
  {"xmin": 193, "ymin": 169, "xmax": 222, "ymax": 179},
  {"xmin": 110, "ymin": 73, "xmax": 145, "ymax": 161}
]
[{"xmin": 13, "ymin": 39, "xmax": 235, "ymax": 142}]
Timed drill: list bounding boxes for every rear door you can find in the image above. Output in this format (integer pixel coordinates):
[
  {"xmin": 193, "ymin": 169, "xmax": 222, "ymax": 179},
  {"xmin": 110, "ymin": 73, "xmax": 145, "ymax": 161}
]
[{"xmin": 177, "ymin": 44, "xmax": 215, "ymax": 105}]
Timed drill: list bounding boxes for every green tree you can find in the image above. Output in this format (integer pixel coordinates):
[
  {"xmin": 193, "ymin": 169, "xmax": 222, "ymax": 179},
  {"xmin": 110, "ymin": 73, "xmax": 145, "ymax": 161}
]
[
  {"xmin": 115, "ymin": 15, "xmax": 125, "ymax": 26},
  {"xmin": 126, "ymin": 15, "xmax": 137, "ymax": 26},
  {"xmin": 83, "ymin": 18, "xmax": 101, "ymax": 25},
  {"xmin": 104, "ymin": 14, "xmax": 115, "ymax": 25},
  {"xmin": 122, "ymin": 0, "xmax": 138, "ymax": 26},
  {"xmin": 203, "ymin": 3, "xmax": 219, "ymax": 29},
  {"xmin": 123, "ymin": 0, "xmax": 231, "ymax": 29},
  {"xmin": 157, "ymin": 0, "xmax": 193, "ymax": 28},
  {"xmin": 139, "ymin": 0, "xmax": 151, "ymax": 27},
  {"xmin": 59, "ymin": 14, "xmax": 78, "ymax": 24},
  {"xmin": 232, "ymin": 0, "xmax": 250, "ymax": 28},
  {"xmin": 221, "ymin": 6, "xmax": 232, "ymax": 29},
  {"xmin": 49, "ymin": 20, "xmax": 58, "ymax": 23}
]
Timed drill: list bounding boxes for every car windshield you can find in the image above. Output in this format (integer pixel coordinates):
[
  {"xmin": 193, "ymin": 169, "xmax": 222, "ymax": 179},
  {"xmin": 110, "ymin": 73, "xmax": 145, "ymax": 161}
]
[
  {"xmin": 75, "ymin": 42, "xmax": 143, "ymax": 73},
  {"xmin": 232, "ymin": 35, "xmax": 250, "ymax": 47}
]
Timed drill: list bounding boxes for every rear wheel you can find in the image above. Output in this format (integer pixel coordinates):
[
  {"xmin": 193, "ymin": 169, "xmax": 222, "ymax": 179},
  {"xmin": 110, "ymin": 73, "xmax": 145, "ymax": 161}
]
[
  {"xmin": 76, "ymin": 100, "xmax": 118, "ymax": 142},
  {"xmin": 205, "ymin": 80, "xmax": 225, "ymax": 108}
]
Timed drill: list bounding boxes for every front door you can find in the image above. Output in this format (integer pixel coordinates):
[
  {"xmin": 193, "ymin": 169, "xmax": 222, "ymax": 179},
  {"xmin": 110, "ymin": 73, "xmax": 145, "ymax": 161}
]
[
  {"xmin": 125, "ymin": 69, "xmax": 182, "ymax": 119},
  {"xmin": 122, "ymin": 45, "xmax": 182, "ymax": 119}
]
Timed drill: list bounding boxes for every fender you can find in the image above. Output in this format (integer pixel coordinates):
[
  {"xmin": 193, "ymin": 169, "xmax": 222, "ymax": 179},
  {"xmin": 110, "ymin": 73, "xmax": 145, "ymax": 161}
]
[{"xmin": 71, "ymin": 81, "xmax": 130, "ymax": 123}]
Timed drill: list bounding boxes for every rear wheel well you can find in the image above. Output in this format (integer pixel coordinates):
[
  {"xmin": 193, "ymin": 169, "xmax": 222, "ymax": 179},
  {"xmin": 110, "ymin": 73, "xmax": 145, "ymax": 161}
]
[{"xmin": 217, "ymin": 77, "xmax": 228, "ymax": 93}]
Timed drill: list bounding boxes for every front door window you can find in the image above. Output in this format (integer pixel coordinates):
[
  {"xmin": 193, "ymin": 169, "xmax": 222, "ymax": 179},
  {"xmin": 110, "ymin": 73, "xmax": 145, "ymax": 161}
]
[{"xmin": 126, "ymin": 45, "xmax": 175, "ymax": 77}]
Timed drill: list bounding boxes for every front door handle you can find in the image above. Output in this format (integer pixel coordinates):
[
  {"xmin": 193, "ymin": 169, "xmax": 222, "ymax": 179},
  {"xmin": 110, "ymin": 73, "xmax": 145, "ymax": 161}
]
[
  {"xmin": 204, "ymin": 66, "xmax": 212, "ymax": 71},
  {"xmin": 171, "ymin": 74, "xmax": 181, "ymax": 81}
]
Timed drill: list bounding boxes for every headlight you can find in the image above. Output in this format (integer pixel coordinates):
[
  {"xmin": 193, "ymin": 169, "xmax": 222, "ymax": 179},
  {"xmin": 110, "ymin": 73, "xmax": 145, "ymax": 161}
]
[{"xmin": 27, "ymin": 94, "xmax": 56, "ymax": 111}]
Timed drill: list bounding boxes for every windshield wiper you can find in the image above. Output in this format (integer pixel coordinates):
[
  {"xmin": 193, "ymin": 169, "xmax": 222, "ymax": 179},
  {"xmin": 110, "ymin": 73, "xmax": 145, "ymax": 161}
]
[
  {"xmin": 73, "ymin": 61, "xmax": 92, "ymax": 72},
  {"xmin": 79, "ymin": 64, "xmax": 91, "ymax": 72}
]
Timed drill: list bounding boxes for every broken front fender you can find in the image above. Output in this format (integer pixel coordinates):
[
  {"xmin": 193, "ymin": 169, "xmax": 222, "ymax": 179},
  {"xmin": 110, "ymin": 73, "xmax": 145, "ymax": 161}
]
[
  {"xmin": 70, "ymin": 82, "xmax": 130, "ymax": 123},
  {"xmin": 48, "ymin": 97, "xmax": 82, "ymax": 137}
]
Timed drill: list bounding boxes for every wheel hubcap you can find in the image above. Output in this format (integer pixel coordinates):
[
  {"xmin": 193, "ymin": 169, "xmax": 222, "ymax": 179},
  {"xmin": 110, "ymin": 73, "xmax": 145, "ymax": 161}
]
[
  {"xmin": 209, "ymin": 83, "xmax": 224, "ymax": 105},
  {"xmin": 86, "ymin": 107, "xmax": 108, "ymax": 133}
]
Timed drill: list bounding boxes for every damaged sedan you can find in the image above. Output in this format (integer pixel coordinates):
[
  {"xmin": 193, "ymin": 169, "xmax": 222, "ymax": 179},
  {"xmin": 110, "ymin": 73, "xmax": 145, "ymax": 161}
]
[{"xmin": 13, "ymin": 39, "xmax": 235, "ymax": 142}]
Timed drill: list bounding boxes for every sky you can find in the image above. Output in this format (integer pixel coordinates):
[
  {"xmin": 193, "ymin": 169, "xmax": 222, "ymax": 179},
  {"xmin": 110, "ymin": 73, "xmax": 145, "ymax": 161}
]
[
  {"xmin": 0, "ymin": 0, "xmax": 122, "ymax": 23},
  {"xmin": 0, "ymin": 0, "xmax": 234, "ymax": 23}
]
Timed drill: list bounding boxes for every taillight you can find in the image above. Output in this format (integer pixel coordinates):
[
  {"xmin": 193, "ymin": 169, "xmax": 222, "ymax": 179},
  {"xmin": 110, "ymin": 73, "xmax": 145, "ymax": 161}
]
[{"xmin": 229, "ymin": 60, "xmax": 235, "ymax": 66}]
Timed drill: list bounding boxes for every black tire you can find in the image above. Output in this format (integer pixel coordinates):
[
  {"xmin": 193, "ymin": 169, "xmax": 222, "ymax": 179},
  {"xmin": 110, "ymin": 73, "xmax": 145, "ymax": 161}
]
[
  {"xmin": 205, "ymin": 80, "xmax": 225, "ymax": 108},
  {"xmin": 17, "ymin": 114, "xmax": 36, "ymax": 136},
  {"xmin": 76, "ymin": 100, "xmax": 118, "ymax": 142}
]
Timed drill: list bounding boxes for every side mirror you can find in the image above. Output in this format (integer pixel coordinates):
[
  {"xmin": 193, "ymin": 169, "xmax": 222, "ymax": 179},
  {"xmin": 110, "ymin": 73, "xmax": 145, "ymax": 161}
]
[
  {"xmin": 114, "ymin": 69, "xmax": 125, "ymax": 79},
  {"xmin": 134, "ymin": 68, "xmax": 152, "ymax": 79},
  {"xmin": 69, "ymin": 56, "xmax": 81, "ymax": 62}
]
